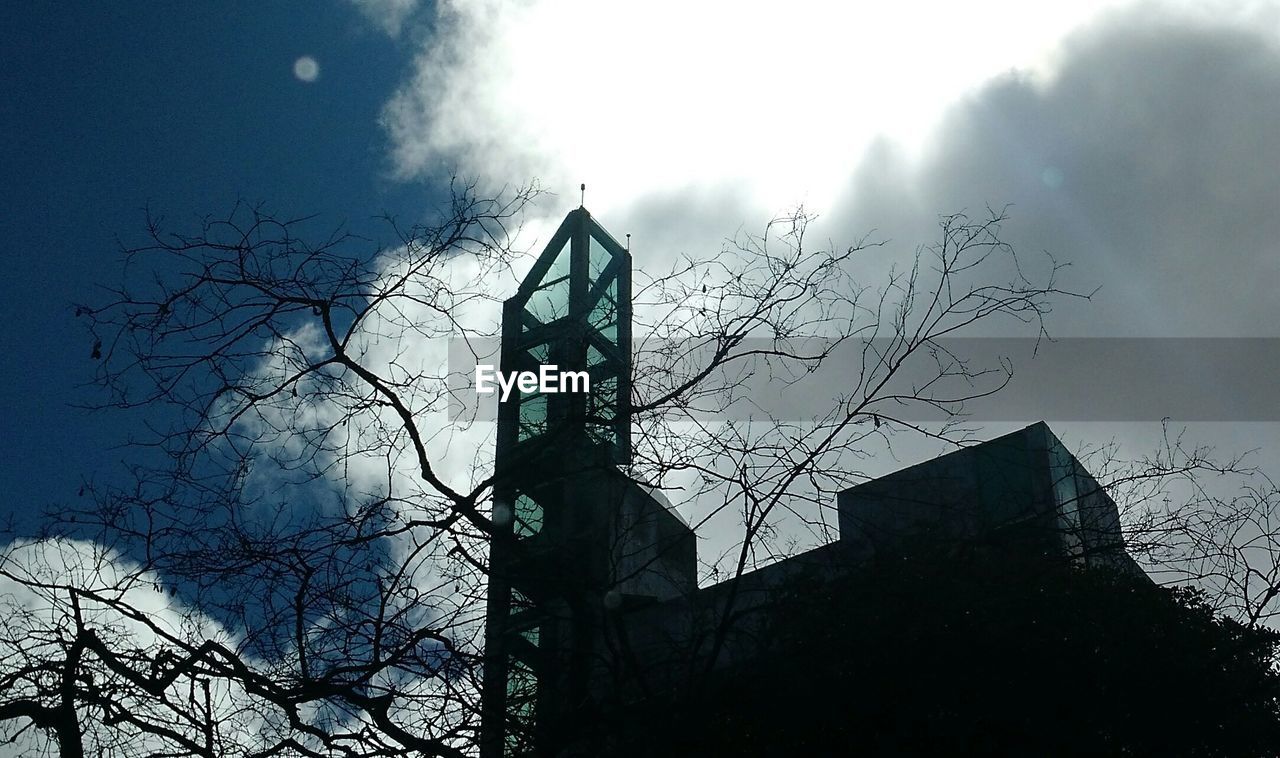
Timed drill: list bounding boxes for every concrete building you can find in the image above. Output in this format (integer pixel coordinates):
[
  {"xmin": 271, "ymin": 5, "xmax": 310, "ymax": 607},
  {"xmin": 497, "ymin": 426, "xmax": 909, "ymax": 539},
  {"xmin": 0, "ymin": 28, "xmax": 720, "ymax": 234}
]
[{"xmin": 479, "ymin": 208, "xmax": 1141, "ymax": 757}]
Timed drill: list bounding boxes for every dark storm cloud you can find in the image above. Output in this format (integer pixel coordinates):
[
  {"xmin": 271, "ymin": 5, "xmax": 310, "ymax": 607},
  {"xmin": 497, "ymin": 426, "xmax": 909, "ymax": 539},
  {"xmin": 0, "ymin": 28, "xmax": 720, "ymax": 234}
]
[{"xmin": 832, "ymin": 10, "xmax": 1280, "ymax": 337}]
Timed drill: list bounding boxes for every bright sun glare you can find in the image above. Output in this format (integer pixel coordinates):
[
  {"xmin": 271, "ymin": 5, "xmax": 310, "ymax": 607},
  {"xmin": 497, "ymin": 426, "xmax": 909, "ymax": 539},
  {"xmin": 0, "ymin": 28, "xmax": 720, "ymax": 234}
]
[{"xmin": 394, "ymin": 1, "xmax": 1127, "ymax": 214}]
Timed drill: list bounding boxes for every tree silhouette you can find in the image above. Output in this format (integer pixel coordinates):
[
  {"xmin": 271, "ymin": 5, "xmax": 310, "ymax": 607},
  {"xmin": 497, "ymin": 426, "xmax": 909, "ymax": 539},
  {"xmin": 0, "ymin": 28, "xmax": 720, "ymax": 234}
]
[{"xmin": 5, "ymin": 181, "xmax": 1266, "ymax": 755}]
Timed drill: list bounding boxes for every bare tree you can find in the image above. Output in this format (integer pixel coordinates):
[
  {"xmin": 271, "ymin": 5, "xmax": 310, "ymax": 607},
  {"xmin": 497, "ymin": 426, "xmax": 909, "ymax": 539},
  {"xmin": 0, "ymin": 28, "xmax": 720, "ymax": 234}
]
[
  {"xmin": 1080, "ymin": 424, "xmax": 1280, "ymax": 627},
  {"xmin": 0, "ymin": 186, "xmax": 1143, "ymax": 756},
  {"xmin": 624, "ymin": 207, "xmax": 1082, "ymax": 672},
  {"xmin": 5, "ymin": 182, "xmax": 532, "ymax": 756}
]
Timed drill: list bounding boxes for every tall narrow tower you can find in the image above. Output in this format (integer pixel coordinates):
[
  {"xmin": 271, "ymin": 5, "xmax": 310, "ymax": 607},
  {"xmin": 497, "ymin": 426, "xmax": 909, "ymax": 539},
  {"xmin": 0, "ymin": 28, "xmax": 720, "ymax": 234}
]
[{"xmin": 480, "ymin": 207, "xmax": 644, "ymax": 757}]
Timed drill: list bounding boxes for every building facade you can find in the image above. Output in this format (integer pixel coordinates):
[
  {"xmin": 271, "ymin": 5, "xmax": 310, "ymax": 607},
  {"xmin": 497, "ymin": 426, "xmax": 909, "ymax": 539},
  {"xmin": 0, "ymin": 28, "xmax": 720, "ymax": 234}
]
[{"xmin": 479, "ymin": 208, "xmax": 1141, "ymax": 757}]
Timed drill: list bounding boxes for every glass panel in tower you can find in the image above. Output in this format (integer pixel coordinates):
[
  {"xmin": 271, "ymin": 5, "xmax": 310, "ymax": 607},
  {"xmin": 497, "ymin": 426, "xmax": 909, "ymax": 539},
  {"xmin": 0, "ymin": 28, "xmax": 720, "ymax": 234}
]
[
  {"xmin": 517, "ymin": 393, "xmax": 548, "ymax": 441},
  {"xmin": 504, "ymin": 655, "xmax": 537, "ymax": 757},
  {"xmin": 587, "ymin": 343, "xmax": 607, "ymax": 368},
  {"xmin": 524, "ymin": 275, "xmax": 569, "ymax": 325},
  {"xmin": 514, "ymin": 493, "xmax": 543, "ymax": 537},
  {"xmin": 588, "ymin": 281, "xmax": 619, "ymax": 344},
  {"xmin": 589, "ymin": 233, "xmax": 613, "ymax": 281},
  {"xmin": 524, "ymin": 341, "xmax": 550, "ymax": 365},
  {"xmin": 588, "ymin": 375, "xmax": 618, "ymax": 422}
]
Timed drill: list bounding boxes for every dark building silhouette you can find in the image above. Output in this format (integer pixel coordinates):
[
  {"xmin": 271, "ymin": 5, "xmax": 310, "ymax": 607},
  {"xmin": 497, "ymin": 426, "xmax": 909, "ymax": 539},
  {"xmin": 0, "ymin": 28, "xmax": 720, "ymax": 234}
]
[{"xmin": 479, "ymin": 208, "xmax": 1143, "ymax": 757}]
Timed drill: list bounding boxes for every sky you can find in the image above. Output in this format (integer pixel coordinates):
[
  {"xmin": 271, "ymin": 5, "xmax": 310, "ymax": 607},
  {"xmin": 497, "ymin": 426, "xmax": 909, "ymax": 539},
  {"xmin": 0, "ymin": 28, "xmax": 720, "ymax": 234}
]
[
  {"xmin": 2, "ymin": 1, "xmax": 1280, "ymax": 752},
  {"xmin": 3, "ymin": 1, "xmax": 1280, "ymax": 549},
  {"xmin": 0, "ymin": 3, "xmax": 430, "ymax": 530}
]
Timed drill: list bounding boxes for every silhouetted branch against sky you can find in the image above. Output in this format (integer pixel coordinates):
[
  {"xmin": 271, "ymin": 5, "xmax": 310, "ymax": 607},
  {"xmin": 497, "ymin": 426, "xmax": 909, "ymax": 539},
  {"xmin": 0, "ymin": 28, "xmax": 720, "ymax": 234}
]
[
  {"xmin": 2, "ymin": 1, "xmax": 1280, "ymax": 755},
  {"xmin": 7, "ymin": 189, "xmax": 1076, "ymax": 755}
]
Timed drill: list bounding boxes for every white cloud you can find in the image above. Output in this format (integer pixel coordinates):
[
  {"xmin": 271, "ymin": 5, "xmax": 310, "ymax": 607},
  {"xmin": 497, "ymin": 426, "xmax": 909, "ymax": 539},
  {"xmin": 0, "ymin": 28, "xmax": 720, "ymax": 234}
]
[
  {"xmin": 371, "ymin": 0, "xmax": 1280, "ymax": 570},
  {"xmin": 379, "ymin": 1, "xmax": 1280, "ymax": 283},
  {"xmin": 381, "ymin": 0, "xmax": 1130, "ymax": 216},
  {"xmin": 348, "ymin": 0, "xmax": 423, "ymax": 37},
  {"xmin": 828, "ymin": 4, "xmax": 1280, "ymax": 337}
]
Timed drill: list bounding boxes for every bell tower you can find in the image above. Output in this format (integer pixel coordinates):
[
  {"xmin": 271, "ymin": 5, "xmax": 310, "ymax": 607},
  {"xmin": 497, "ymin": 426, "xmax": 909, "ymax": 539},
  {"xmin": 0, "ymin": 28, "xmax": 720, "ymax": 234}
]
[
  {"xmin": 495, "ymin": 205, "xmax": 632, "ymax": 466},
  {"xmin": 482, "ymin": 207, "xmax": 695, "ymax": 757}
]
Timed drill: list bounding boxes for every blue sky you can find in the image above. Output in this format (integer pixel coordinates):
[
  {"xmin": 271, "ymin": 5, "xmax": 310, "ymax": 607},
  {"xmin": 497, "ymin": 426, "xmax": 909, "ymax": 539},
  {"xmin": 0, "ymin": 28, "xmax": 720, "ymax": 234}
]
[
  {"xmin": 3, "ymin": 0, "xmax": 1280, "ymax": 544},
  {"xmin": 1, "ymin": 3, "xmax": 434, "ymax": 530}
]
